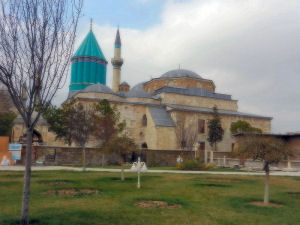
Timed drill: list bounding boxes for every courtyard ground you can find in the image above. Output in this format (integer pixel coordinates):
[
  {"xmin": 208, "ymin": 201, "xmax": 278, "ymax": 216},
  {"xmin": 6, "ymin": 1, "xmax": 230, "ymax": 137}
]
[{"xmin": 0, "ymin": 170, "xmax": 300, "ymax": 225}]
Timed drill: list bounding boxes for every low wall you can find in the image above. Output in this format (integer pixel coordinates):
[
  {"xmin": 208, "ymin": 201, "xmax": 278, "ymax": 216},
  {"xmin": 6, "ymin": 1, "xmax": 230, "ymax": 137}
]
[
  {"xmin": 213, "ymin": 157, "xmax": 300, "ymax": 169},
  {"xmin": 18, "ymin": 146, "xmax": 195, "ymax": 166},
  {"xmin": 17, "ymin": 145, "xmax": 300, "ymax": 169}
]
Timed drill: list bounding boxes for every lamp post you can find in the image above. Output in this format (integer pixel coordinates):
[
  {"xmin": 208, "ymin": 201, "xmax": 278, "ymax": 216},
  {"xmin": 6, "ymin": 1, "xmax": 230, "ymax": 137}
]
[{"xmin": 131, "ymin": 157, "xmax": 147, "ymax": 189}]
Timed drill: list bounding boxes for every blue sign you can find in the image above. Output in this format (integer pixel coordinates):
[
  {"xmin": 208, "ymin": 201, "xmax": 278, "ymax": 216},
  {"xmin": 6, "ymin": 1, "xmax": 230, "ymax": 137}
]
[{"xmin": 9, "ymin": 144, "xmax": 22, "ymax": 151}]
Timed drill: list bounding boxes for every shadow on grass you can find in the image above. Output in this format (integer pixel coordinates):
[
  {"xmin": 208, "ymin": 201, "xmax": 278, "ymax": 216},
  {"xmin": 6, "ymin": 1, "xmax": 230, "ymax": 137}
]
[
  {"xmin": 190, "ymin": 177, "xmax": 259, "ymax": 184},
  {"xmin": 0, "ymin": 181, "xmax": 22, "ymax": 186},
  {"xmin": 193, "ymin": 183, "xmax": 232, "ymax": 188},
  {"xmin": 0, "ymin": 218, "xmax": 45, "ymax": 225},
  {"xmin": 98, "ymin": 175, "xmax": 162, "ymax": 183},
  {"xmin": 227, "ymin": 197, "xmax": 284, "ymax": 214},
  {"xmin": 287, "ymin": 192, "xmax": 300, "ymax": 197},
  {"xmin": 36, "ymin": 179, "xmax": 74, "ymax": 185}
]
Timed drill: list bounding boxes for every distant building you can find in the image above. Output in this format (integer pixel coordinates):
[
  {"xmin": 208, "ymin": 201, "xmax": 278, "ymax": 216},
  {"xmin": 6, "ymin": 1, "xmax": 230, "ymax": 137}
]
[{"xmin": 9, "ymin": 25, "xmax": 272, "ymax": 153}]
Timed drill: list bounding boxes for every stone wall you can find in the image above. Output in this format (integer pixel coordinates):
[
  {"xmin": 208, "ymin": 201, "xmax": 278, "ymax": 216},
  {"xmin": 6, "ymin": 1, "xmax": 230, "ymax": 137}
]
[
  {"xmin": 162, "ymin": 92, "xmax": 238, "ymax": 111},
  {"xmin": 144, "ymin": 77, "xmax": 215, "ymax": 93},
  {"xmin": 19, "ymin": 145, "xmax": 195, "ymax": 166}
]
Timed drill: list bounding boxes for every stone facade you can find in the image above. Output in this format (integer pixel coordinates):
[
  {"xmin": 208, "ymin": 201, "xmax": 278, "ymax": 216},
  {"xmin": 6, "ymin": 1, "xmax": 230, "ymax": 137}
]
[
  {"xmin": 144, "ymin": 77, "xmax": 215, "ymax": 93},
  {"xmin": 9, "ymin": 69, "xmax": 272, "ymax": 153}
]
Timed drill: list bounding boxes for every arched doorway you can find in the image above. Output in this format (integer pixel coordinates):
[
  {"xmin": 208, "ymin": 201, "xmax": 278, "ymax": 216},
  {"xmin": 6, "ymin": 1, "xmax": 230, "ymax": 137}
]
[{"xmin": 141, "ymin": 142, "xmax": 148, "ymax": 149}]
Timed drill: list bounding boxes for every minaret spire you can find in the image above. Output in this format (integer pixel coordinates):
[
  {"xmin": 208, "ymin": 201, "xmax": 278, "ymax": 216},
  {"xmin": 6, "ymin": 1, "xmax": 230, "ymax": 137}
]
[
  {"xmin": 90, "ymin": 18, "xmax": 93, "ymax": 30},
  {"xmin": 111, "ymin": 27, "xmax": 124, "ymax": 92}
]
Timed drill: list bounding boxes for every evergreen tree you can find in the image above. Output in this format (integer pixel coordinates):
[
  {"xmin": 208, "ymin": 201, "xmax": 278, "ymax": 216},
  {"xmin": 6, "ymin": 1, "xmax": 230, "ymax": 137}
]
[
  {"xmin": 207, "ymin": 106, "xmax": 224, "ymax": 151},
  {"xmin": 0, "ymin": 112, "xmax": 17, "ymax": 136}
]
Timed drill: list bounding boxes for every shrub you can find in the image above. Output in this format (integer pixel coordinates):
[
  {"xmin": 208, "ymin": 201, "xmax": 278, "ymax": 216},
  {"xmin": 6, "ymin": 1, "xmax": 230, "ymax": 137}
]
[{"xmin": 176, "ymin": 160, "xmax": 206, "ymax": 171}]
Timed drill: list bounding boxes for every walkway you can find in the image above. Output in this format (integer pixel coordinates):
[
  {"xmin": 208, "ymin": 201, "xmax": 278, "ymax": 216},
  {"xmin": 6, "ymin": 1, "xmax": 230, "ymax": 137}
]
[{"xmin": 1, "ymin": 166, "xmax": 300, "ymax": 177}]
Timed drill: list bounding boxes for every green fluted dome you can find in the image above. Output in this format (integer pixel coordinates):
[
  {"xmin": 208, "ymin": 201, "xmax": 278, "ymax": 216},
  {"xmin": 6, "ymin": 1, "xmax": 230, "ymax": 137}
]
[
  {"xmin": 69, "ymin": 30, "xmax": 107, "ymax": 92},
  {"xmin": 74, "ymin": 30, "xmax": 106, "ymax": 59}
]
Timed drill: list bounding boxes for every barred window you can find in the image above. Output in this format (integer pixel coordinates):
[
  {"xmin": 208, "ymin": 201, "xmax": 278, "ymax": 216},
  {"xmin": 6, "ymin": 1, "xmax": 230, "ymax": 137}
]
[
  {"xmin": 198, "ymin": 119, "xmax": 205, "ymax": 134},
  {"xmin": 142, "ymin": 114, "xmax": 147, "ymax": 126}
]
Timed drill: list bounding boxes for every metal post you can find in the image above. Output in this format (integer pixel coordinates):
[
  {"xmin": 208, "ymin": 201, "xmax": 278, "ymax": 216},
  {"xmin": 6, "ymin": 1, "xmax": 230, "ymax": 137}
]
[
  {"xmin": 137, "ymin": 170, "xmax": 141, "ymax": 189},
  {"xmin": 137, "ymin": 157, "xmax": 141, "ymax": 189}
]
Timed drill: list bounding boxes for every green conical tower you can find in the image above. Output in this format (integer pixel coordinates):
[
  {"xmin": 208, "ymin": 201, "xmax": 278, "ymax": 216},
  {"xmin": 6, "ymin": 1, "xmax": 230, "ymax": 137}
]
[{"xmin": 69, "ymin": 22, "xmax": 107, "ymax": 92}]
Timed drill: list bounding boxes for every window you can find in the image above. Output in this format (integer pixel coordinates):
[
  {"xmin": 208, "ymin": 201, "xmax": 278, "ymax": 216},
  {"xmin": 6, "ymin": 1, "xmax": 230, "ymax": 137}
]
[
  {"xmin": 168, "ymin": 81, "xmax": 174, "ymax": 87},
  {"xmin": 232, "ymin": 143, "xmax": 235, "ymax": 151},
  {"xmin": 199, "ymin": 142, "xmax": 205, "ymax": 150},
  {"xmin": 198, "ymin": 119, "xmax": 205, "ymax": 134},
  {"xmin": 141, "ymin": 143, "xmax": 148, "ymax": 149},
  {"xmin": 142, "ymin": 114, "xmax": 147, "ymax": 126},
  {"xmin": 197, "ymin": 82, "xmax": 202, "ymax": 89}
]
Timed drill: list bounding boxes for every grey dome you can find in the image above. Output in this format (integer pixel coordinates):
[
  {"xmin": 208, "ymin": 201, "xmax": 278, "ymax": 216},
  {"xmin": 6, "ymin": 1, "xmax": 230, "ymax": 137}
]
[
  {"xmin": 119, "ymin": 82, "xmax": 158, "ymax": 99},
  {"xmin": 120, "ymin": 81, "xmax": 129, "ymax": 86},
  {"xmin": 80, "ymin": 83, "xmax": 114, "ymax": 94},
  {"xmin": 160, "ymin": 69, "xmax": 202, "ymax": 79}
]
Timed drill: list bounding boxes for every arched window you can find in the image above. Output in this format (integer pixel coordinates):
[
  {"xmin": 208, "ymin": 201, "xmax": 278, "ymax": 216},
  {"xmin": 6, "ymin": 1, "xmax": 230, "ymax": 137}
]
[
  {"xmin": 142, "ymin": 114, "xmax": 147, "ymax": 126},
  {"xmin": 197, "ymin": 82, "xmax": 202, "ymax": 89},
  {"xmin": 141, "ymin": 142, "xmax": 148, "ymax": 149},
  {"xmin": 168, "ymin": 81, "xmax": 174, "ymax": 87}
]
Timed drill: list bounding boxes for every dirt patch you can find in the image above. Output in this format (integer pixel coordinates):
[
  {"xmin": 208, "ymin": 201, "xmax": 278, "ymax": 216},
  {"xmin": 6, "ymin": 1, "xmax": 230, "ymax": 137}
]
[
  {"xmin": 134, "ymin": 200, "xmax": 181, "ymax": 209},
  {"xmin": 43, "ymin": 189, "xmax": 99, "ymax": 196},
  {"xmin": 250, "ymin": 201, "xmax": 283, "ymax": 208}
]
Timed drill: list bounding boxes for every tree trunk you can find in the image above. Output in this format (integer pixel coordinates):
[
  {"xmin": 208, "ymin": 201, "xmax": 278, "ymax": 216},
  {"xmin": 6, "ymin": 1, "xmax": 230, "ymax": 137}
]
[
  {"xmin": 82, "ymin": 146, "xmax": 86, "ymax": 172},
  {"xmin": 264, "ymin": 164, "xmax": 270, "ymax": 204},
  {"xmin": 121, "ymin": 163, "xmax": 125, "ymax": 181},
  {"xmin": 21, "ymin": 128, "xmax": 33, "ymax": 225}
]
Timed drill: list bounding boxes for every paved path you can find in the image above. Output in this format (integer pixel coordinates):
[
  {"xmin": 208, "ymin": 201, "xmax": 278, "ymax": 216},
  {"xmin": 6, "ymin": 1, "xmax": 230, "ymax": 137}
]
[{"xmin": 1, "ymin": 166, "xmax": 300, "ymax": 177}]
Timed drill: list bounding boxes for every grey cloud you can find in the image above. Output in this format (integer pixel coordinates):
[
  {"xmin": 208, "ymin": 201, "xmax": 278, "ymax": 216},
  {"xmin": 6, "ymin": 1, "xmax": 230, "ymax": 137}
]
[{"xmin": 54, "ymin": 0, "xmax": 300, "ymax": 133}]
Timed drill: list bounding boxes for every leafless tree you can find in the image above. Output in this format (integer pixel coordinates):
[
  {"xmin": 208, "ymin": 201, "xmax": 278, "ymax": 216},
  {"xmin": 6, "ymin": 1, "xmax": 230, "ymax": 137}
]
[
  {"xmin": 234, "ymin": 134, "xmax": 292, "ymax": 204},
  {"xmin": 70, "ymin": 103, "xmax": 94, "ymax": 172},
  {"xmin": 174, "ymin": 112, "xmax": 198, "ymax": 151},
  {"xmin": 0, "ymin": 0, "xmax": 82, "ymax": 224}
]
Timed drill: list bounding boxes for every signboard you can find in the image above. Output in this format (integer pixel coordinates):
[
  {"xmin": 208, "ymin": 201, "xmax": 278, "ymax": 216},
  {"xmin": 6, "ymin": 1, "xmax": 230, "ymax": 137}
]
[
  {"xmin": 9, "ymin": 144, "xmax": 22, "ymax": 161},
  {"xmin": 9, "ymin": 144, "xmax": 22, "ymax": 151}
]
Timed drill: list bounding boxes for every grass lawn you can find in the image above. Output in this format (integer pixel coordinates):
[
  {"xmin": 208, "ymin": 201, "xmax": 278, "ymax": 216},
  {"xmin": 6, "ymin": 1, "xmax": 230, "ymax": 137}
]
[{"xmin": 0, "ymin": 171, "xmax": 299, "ymax": 225}]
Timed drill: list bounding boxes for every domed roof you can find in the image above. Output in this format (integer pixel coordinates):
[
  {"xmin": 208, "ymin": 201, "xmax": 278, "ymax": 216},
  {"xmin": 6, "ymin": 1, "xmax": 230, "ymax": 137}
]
[
  {"xmin": 120, "ymin": 83, "xmax": 158, "ymax": 99},
  {"xmin": 73, "ymin": 30, "xmax": 106, "ymax": 59},
  {"xmin": 160, "ymin": 69, "xmax": 202, "ymax": 79},
  {"xmin": 120, "ymin": 81, "xmax": 129, "ymax": 86},
  {"xmin": 80, "ymin": 84, "xmax": 114, "ymax": 94}
]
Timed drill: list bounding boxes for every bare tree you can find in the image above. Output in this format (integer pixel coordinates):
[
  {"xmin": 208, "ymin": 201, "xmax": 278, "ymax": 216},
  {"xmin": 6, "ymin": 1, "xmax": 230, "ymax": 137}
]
[
  {"xmin": 0, "ymin": 1, "xmax": 82, "ymax": 224},
  {"xmin": 234, "ymin": 134, "xmax": 292, "ymax": 204},
  {"xmin": 174, "ymin": 112, "xmax": 198, "ymax": 152},
  {"xmin": 70, "ymin": 103, "xmax": 94, "ymax": 172}
]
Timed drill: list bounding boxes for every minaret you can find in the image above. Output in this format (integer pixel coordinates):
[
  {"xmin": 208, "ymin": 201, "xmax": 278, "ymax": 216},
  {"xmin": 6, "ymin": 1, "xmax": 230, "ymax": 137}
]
[{"xmin": 111, "ymin": 28, "xmax": 123, "ymax": 92}]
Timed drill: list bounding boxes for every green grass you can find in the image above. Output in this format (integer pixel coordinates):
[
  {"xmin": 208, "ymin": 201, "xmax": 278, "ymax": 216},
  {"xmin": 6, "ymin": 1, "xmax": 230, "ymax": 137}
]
[{"xmin": 0, "ymin": 171, "xmax": 299, "ymax": 225}]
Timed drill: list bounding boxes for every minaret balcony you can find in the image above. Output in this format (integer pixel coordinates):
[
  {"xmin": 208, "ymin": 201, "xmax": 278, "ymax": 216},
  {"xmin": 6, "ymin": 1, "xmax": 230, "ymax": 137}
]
[{"xmin": 111, "ymin": 58, "xmax": 124, "ymax": 67}]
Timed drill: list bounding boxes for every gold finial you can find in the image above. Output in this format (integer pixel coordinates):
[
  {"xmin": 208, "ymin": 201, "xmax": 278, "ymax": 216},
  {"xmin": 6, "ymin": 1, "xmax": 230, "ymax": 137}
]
[{"xmin": 90, "ymin": 18, "xmax": 93, "ymax": 30}]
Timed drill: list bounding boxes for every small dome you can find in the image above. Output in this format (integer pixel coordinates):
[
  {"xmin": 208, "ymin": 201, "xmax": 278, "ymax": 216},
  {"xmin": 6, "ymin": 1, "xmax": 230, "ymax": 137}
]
[
  {"xmin": 80, "ymin": 84, "xmax": 114, "ymax": 94},
  {"xmin": 160, "ymin": 69, "xmax": 202, "ymax": 79},
  {"xmin": 120, "ymin": 81, "xmax": 129, "ymax": 86},
  {"xmin": 123, "ymin": 83, "xmax": 158, "ymax": 99}
]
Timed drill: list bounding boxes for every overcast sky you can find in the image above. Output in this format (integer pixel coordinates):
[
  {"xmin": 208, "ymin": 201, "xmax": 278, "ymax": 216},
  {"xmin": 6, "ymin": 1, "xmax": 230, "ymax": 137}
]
[{"xmin": 54, "ymin": 0, "xmax": 300, "ymax": 134}]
